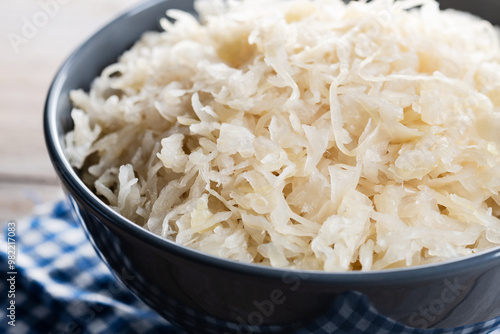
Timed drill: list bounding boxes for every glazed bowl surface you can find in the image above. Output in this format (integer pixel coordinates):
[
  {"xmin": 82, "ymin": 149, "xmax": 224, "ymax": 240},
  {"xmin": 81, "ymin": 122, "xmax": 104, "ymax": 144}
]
[{"xmin": 44, "ymin": 0, "xmax": 500, "ymax": 332}]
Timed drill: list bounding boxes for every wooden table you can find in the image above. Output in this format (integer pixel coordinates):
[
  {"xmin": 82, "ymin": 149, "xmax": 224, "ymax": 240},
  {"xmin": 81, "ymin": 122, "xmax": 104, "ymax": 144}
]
[{"xmin": 0, "ymin": 0, "xmax": 142, "ymax": 222}]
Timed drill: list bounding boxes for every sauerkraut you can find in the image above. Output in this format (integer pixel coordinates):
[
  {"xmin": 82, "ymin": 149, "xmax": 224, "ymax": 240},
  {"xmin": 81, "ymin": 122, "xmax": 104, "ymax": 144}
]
[{"xmin": 65, "ymin": 0, "xmax": 500, "ymax": 271}]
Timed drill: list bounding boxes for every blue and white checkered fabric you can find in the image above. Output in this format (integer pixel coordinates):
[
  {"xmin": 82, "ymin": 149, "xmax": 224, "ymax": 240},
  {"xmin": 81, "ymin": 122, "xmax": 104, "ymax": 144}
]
[
  {"xmin": 0, "ymin": 201, "xmax": 178, "ymax": 334},
  {"xmin": 1, "ymin": 201, "xmax": 500, "ymax": 334}
]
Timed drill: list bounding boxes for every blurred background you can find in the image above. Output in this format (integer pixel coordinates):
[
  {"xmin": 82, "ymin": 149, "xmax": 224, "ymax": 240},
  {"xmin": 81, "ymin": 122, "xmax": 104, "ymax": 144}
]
[{"xmin": 0, "ymin": 0, "xmax": 141, "ymax": 222}]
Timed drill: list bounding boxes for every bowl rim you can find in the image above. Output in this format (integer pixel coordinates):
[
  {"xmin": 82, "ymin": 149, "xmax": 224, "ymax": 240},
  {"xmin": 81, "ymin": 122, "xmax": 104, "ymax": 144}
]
[{"xmin": 44, "ymin": 0, "xmax": 500, "ymax": 286}]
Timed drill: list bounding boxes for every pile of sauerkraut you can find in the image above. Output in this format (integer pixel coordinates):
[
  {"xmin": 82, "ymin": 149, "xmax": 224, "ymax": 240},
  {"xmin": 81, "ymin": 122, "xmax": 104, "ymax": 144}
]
[{"xmin": 66, "ymin": 0, "xmax": 500, "ymax": 271}]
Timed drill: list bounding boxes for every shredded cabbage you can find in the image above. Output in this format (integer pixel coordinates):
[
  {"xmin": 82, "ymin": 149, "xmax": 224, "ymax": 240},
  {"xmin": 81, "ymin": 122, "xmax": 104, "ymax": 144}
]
[{"xmin": 66, "ymin": 0, "xmax": 500, "ymax": 271}]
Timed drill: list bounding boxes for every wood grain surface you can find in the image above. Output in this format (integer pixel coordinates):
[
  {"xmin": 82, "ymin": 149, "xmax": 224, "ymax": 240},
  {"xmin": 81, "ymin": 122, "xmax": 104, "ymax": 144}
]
[{"xmin": 0, "ymin": 0, "xmax": 142, "ymax": 222}]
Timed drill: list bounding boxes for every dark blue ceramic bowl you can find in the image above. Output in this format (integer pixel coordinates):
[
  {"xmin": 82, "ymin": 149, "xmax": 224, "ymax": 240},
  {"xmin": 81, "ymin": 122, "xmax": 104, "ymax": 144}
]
[{"xmin": 44, "ymin": 0, "xmax": 500, "ymax": 333}]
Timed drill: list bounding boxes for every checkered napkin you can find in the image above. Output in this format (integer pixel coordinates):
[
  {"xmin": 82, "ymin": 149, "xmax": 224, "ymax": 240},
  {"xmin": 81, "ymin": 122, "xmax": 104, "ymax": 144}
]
[{"xmin": 1, "ymin": 201, "xmax": 500, "ymax": 334}]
